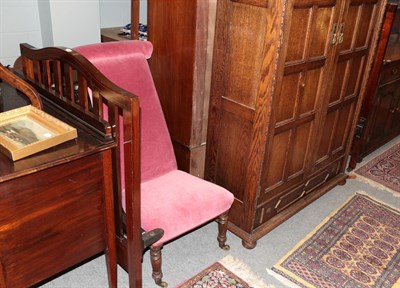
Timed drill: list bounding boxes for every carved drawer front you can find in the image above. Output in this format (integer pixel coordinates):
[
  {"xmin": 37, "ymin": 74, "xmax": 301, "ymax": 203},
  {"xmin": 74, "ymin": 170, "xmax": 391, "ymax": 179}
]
[
  {"xmin": 303, "ymin": 160, "xmax": 340, "ymax": 194},
  {"xmin": 254, "ymin": 184, "xmax": 304, "ymax": 229},
  {"xmin": 254, "ymin": 160, "xmax": 340, "ymax": 229},
  {"xmin": 380, "ymin": 62, "xmax": 400, "ymax": 85}
]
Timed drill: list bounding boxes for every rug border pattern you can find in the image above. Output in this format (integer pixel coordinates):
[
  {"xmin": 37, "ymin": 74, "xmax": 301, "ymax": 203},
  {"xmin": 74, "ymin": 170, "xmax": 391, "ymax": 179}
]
[
  {"xmin": 177, "ymin": 255, "xmax": 272, "ymax": 288},
  {"xmin": 353, "ymin": 142, "xmax": 400, "ymax": 195},
  {"xmin": 271, "ymin": 192, "xmax": 400, "ymax": 288}
]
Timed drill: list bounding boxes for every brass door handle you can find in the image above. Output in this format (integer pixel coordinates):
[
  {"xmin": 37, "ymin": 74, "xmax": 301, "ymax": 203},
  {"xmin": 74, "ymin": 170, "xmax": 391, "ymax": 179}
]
[
  {"xmin": 338, "ymin": 23, "xmax": 344, "ymax": 44},
  {"xmin": 331, "ymin": 23, "xmax": 338, "ymax": 45}
]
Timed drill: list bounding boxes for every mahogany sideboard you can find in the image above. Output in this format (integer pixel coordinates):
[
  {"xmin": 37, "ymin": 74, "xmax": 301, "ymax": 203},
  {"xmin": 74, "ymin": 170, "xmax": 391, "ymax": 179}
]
[
  {"xmin": 0, "ymin": 77, "xmax": 117, "ymax": 287},
  {"xmin": 349, "ymin": 3, "xmax": 400, "ymax": 170},
  {"xmin": 101, "ymin": 27, "xmax": 131, "ymax": 42}
]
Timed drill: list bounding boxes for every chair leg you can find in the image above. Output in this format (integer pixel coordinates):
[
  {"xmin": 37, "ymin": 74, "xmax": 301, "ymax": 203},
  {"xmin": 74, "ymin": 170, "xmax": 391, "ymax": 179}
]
[
  {"xmin": 217, "ymin": 211, "xmax": 230, "ymax": 250},
  {"xmin": 150, "ymin": 246, "xmax": 167, "ymax": 287}
]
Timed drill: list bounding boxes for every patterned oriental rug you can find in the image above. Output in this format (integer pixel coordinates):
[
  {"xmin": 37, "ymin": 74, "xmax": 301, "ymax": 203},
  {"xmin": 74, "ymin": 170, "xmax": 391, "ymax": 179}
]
[
  {"xmin": 268, "ymin": 193, "xmax": 400, "ymax": 288},
  {"xmin": 352, "ymin": 143, "xmax": 400, "ymax": 196},
  {"xmin": 176, "ymin": 255, "xmax": 273, "ymax": 288}
]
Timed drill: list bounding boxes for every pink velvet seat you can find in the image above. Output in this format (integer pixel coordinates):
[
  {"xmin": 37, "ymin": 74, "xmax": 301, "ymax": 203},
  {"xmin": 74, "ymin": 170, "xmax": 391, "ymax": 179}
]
[{"xmin": 74, "ymin": 40, "xmax": 234, "ymax": 286}]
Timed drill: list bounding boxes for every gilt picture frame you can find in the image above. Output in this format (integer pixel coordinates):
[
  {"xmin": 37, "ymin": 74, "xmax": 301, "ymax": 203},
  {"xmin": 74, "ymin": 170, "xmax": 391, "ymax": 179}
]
[{"xmin": 0, "ymin": 105, "xmax": 77, "ymax": 160}]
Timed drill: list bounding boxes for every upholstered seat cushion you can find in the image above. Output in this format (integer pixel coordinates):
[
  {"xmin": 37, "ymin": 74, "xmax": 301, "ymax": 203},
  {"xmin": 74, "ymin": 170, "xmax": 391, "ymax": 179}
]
[{"xmin": 137, "ymin": 170, "xmax": 234, "ymax": 247}]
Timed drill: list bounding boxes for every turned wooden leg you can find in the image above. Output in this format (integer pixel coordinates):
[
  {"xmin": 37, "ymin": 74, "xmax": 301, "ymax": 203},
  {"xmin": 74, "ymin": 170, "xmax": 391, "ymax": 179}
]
[
  {"xmin": 150, "ymin": 246, "xmax": 167, "ymax": 287},
  {"xmin": 217, "ymin": 211, "xmax": 230, "ymax": 250}
]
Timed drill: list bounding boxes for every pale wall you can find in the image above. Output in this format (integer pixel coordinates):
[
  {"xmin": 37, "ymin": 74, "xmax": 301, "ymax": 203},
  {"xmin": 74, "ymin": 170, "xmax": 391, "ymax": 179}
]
[
  {"xmin": 0, "ymin": 0, "xmax": 43, "ymax": 66},
  {"xmin": 0, "ymin": 0, "xmax": 147, "ymax": 66}
]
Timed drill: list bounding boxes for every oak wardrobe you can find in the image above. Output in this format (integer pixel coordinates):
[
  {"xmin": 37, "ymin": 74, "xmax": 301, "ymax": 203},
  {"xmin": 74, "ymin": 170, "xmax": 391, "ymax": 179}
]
[{"xmin": 205, "ymin": 0, "xmax": 386, "ymax": 248}]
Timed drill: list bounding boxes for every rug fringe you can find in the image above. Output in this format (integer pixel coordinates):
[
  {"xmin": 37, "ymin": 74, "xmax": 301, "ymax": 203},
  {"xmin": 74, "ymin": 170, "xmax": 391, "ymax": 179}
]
[
  {"xmin": 349, "ymin": 173, "xmax": 400, "ymax": 198},
  {"xmin": 355, "ymin": 191, "xmax": 400, "ymax": 213},
  {"xmin": 219, "ymin": 255, "xmax": 274, "ymax": 288},
  {"xmin": 266, "ymin": 269, "xmax": 301, "ymax": 288}
]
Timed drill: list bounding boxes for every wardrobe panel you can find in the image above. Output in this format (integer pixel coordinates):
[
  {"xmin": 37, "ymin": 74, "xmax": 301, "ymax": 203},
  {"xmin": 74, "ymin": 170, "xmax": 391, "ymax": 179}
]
[
  {"xmin": 275, "ymin": 73, "xmax": 300, "ymax": 123},
  {"xmin": 341, "ymin": 5, "xmax": 359, "ymax": 50},
  {"xmin": 355, "ymin": 4, "xmax": 375, "ymax": 47},
  {"xmin": 286, "ymin": 8, "xmax": 311, "ymax": 63},
  {"xmin": 343, "ymin": 1, "xmax": 377, "ymax": 51},
  {"xmin": 263, "ymin": 130, "xmax": 291, "ymax": 189},
  {"xmin": 309, "ymin": 7, "xmax": 336, "ymax": 58},
  {"xmin": 225, "ymin": 3, "xmax": 267, "ymax": 108},
  {"xmin": 287, "ymin": 123, "xmax": 313, "ymax": 177},
  {"xmin": 329, "ymin": 61, "xmax": 347, "ymax": 103},
  {"xmin": 332, "ymin": 104, "xmax": 353, "ymax": 151},
  {"xmin": 214, "ymin": 111, "xmax": 252, "ymax": 202},
  {"xmin": 300, "ymin": 68, "xmax": 322, "ymax": 116},
  {"xmin": 345, "ymin": 55, "xmax": 364, "ymax": 97},
  {"xmin": 316, "ymin": 110, "xmax": 335, "ymax": 162},
  {"xmin": 262, "ymin": 121, "xmax": 313, "ymax": 193},
  {"xmin": 275, "ymin": 67, "xmax": 322, "ymax": 126}
]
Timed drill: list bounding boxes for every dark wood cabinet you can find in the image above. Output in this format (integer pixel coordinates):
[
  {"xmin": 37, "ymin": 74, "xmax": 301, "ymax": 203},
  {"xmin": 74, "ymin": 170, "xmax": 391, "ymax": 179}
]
[
  {"xmin": 205, "ymin": 0, "xmax": 385, "ymax": 248},
  {"xmin": 349, "ymin": 4, "xmax": 400, "ymax": 170},
  {"xmin": 369, "ymin": 58, "xmax": 400, "ymax": 143},
  {"xmin": 100, "ymin": 0, "xmax": 139, "ymax": 41},
  {"xmin": 101, "ymin": 0, "xmax": 217, "ymax": 178},
  {"xmin": 147, "ymin": 0, "xmax": 217, "ymax": 178}
]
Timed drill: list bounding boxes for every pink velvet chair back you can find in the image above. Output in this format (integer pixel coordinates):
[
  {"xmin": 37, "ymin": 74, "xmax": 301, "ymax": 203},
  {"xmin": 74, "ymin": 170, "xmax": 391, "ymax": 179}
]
[
  {"xmin": 73, "ymin": 40, "xmax": 234, "ymax": 287},
  {"xmin": 74, "ymin": 41, "xmax": 177, "ymax": 183}
]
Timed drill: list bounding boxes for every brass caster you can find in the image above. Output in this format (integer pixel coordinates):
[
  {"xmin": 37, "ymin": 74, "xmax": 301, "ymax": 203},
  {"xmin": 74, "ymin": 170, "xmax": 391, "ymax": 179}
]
[
  {"xmin": 220, "ymin": 244, "xmax": 231, "ymax": 251},
  {"xmin": 156, "ymin": 280, "xmax": 168, "ymax": 287}
]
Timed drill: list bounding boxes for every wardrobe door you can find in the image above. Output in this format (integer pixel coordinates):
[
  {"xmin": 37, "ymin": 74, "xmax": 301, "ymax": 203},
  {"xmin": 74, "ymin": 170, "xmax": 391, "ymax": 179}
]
[
  {"xmin": 259, "ymin": 0, "xmax": 341, "ymax": 198},
  {"xmin": 312, "ymin": 0, "xmax": 382, "ymax": 172}
]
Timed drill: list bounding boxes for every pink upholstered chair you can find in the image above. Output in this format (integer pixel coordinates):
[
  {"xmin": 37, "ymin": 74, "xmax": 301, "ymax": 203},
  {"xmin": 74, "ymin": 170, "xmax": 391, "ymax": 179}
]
[{"xmin": 74, "ymin": 41, "xmax": 234, "ymax": 286}]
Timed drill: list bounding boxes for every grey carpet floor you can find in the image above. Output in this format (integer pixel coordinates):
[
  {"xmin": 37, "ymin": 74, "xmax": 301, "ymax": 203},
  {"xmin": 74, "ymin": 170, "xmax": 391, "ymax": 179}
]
[{"xmin": 40, "ymin": 136, "xmax": 400, "ymax": 288}]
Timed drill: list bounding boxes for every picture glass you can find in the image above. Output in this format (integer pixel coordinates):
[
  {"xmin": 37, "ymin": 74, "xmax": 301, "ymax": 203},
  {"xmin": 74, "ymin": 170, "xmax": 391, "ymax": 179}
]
[{"xmin": 0, "ymin": 115, "xmax": 55, "ymax": 149}]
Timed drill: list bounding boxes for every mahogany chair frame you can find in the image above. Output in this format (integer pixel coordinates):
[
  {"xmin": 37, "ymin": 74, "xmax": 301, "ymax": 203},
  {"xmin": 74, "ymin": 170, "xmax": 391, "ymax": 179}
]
[
  {"xmin": 18, "ymin": 42, "xmax": 232, "ymax": 287},
  {"xmin": 0, "ymin": 63, "xmax": 42, "ymax": 109},
  {"xmin": 18, "ymin": 43, "xmax": 143, "ymax": 287}
]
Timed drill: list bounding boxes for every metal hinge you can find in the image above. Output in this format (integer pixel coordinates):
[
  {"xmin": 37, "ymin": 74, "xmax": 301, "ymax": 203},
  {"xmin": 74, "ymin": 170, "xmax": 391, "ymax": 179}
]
[{"xmin": 354, "ymin": 117, "xmax": 367, "ymax": 139}]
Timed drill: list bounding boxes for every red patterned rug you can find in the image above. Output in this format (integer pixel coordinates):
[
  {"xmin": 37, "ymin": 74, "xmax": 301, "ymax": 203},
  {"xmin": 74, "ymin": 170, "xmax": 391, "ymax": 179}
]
[
  {"xmin": 353, "ymin": 143, "xmax": 400, "ymax": 195},
  {"xmin": 269, "ymin": 193, "xmax": 400, "ymax": 288},
  {"xmin": 176, "ymin": 255, "xmax": 272, "ymax": 288}
]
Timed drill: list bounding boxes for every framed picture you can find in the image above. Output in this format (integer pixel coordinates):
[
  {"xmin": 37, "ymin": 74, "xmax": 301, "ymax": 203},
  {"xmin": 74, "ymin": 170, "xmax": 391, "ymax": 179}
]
[{"xmin": 0, "ymin": 105, "xmax": 77, "ymax": 160}]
